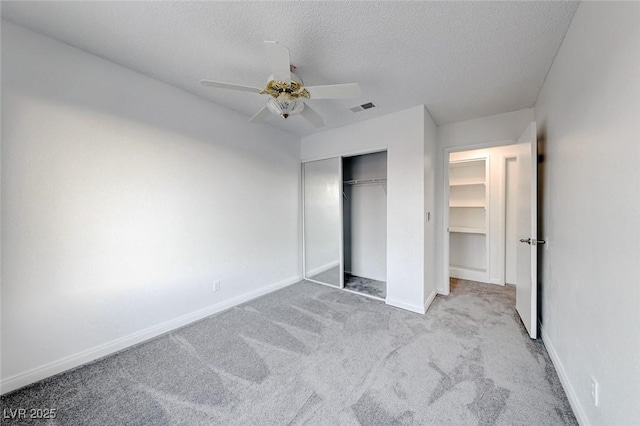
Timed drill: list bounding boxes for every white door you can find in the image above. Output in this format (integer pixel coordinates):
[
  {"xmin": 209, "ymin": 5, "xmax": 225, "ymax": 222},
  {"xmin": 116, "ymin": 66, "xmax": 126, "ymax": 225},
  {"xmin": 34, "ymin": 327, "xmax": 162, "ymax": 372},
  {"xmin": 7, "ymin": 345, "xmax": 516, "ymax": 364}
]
[{"xmin": 515, "ymin": 122, "xmax": 538, "ymax": 339}]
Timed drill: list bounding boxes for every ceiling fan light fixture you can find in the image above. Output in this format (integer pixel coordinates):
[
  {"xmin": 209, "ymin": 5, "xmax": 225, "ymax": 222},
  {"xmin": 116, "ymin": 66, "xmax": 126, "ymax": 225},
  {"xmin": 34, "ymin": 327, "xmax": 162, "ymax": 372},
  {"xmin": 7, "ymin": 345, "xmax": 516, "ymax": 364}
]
[
  {"xmin": 266, "ymin": 94, "xmax": 305, "ymax": 120},
  {"xmin": 201, "ymin": 41, "xmax": 360, "ymax": 127}
]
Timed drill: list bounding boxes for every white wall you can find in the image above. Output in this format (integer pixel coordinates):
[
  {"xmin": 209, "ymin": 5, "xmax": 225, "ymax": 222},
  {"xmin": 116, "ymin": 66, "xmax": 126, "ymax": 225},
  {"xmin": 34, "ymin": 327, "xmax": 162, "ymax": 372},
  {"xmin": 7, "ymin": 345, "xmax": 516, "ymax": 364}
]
[
  {"xmin": 534, "ymin": 3, "xmax": 640, "ymax": 425},
  {"xmin": 343, "ymin": 152, "xmax": 387, "ymax": 281},
  {"xmin": 504, "ymin": 156, "xmax": 518, "ymax": 284},
  {"xmin": 436, "ymin": 108, "xmax": 535, "ymax": 293},
  {"xmin": 1, "ymin": 22, "xmax": 301, "ymax": 392},
  {"xmin": 449, "ymin": 144, "xmax": 523, "ymax": 286},
  {"xmin": 302, "ymin": 105, "xmax": 437, "ymax": 313}
]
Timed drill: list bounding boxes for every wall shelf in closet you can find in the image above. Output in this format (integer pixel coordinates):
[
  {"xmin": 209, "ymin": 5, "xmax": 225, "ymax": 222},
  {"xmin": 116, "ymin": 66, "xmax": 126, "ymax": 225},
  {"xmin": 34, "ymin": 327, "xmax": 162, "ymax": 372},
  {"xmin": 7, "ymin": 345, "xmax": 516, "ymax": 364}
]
[
  {"xmin": 449, "ymin": 203, "xmax": 486, "ymax": 208},
  {"xmin": 450, "ymin": 265, "xmax": 486, "ymax": 274},
  {"xmin": 449, "ymin": 181, "xmax": 486, "ymax": 187},
  {"xmin": 449, "ymin": 226, "xmax": 486, "ymax": 234}
]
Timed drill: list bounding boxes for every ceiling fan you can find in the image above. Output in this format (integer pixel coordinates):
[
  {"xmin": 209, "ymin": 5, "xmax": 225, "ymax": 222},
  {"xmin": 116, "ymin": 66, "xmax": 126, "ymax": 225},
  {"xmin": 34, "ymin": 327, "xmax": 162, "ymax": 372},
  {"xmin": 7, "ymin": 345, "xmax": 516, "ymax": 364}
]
[{"xmin": 200, "ymin": 41, "xmax": 361, "ymax": 128}]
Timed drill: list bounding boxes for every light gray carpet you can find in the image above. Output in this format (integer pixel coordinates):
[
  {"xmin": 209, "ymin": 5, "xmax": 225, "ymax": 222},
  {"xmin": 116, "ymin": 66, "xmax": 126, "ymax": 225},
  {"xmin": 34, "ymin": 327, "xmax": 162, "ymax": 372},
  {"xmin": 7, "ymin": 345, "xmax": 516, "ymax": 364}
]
[
  {"xmin": 344, "ymin": 273, "xmax": 386, "ymax": 299},
  {"xmin": 1, "ymin": 279, "xmax": 576, "ymax": 425}
]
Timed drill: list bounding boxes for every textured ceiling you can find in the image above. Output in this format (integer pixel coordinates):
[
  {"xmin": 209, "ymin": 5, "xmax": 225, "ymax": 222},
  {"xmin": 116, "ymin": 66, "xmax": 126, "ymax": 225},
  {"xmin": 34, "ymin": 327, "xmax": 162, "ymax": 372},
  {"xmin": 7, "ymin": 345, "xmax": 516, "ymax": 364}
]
[{"xmin": 1, "ymin": 1, "xmax": 578, "ymax": 136}]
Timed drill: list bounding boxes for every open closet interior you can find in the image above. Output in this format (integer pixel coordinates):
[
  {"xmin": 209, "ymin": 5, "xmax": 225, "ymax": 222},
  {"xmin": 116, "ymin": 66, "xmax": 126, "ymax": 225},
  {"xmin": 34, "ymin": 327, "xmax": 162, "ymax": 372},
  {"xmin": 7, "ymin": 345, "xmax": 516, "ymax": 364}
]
[{"xmin": 342, "ymin": 152, "xmax": 387, "ymax": 299}]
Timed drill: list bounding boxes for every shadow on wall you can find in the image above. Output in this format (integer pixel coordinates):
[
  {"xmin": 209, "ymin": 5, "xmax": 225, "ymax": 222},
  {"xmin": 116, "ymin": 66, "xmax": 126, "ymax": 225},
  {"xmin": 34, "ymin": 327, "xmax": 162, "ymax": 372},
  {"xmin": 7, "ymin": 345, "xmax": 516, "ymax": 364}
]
[
  {"xmin": 2, "ymin": 20, "xmax": 299, "ymax": 161},
  {"xmin": 536, "ymin": 128, "xmax": 546, "ymax": 326}
]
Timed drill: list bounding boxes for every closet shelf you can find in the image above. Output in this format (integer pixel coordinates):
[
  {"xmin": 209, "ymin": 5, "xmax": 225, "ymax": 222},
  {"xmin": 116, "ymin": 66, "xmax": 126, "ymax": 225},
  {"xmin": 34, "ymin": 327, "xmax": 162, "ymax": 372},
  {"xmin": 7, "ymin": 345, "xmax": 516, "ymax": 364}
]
[
  {"xmin": 449, "ymin": 204, "xmax": 486, "ymax": 208},
  {"xmin": 343, "ymin": 178, "xmax": 387, "ymax": 185},
  {"xmin": 449, "ymin": 227, "xmax": 486, "ymax": 234},
  {"xmin": 449, "ymin": 159, "xmax": 486, "ymax": 168},
  {"xmin": 449, "ymin": 181, "xmax": 486, "ymax": 187},
  {"xmin": 450, "ymin": 265, "xmax": 486, "ymax": 273}
]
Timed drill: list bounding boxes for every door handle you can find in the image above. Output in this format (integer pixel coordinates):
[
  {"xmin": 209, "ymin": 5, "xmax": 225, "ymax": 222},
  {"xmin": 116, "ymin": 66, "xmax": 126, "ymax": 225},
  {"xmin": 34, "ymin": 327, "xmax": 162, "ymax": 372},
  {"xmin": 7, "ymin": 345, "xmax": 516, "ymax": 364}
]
[{"xmin": 519, "ymin": 238, "xmax": 546, "ymax": 246}]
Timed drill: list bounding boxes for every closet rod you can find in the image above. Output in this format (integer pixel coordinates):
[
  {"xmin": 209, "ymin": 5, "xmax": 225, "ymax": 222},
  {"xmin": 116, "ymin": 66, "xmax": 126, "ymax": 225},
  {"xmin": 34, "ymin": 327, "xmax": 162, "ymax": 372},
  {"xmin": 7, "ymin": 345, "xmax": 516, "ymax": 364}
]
[{"xmin": 343, "ymin": 178, "xmax": 387, "ymax": 185}]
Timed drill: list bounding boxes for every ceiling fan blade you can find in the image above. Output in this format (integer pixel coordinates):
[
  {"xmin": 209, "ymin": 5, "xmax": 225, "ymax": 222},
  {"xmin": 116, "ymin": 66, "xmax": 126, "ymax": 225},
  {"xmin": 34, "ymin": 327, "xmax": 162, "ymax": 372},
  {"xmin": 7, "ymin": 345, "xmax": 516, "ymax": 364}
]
[
  {"xmin": 305, "ymin": 83, "xmax": 361, "ymax": 100},
  {"xmin": 300, "ymin": 103, "xmax": 325, "ymax": 128},
  {"xmin": 200, "ymin": 80, "xmax": 262, "ymax": 94},
  {"xmin": 249, "ymin": 106, "xmax": 271, "ymax": 124},
  {"xmin": 264, "ymin": 41, "xmax": 291, "ymax": 82}
]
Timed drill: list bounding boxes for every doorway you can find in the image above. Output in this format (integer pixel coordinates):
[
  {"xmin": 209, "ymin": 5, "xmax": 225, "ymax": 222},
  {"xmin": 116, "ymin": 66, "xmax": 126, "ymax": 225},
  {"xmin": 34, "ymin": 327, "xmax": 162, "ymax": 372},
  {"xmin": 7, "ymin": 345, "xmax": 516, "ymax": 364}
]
[
  {"xmin": 443, "ymin": 122, "xmax": 538, "ymax": 338},
  {"xmin": 445, "ymin": 143, "xmax": 524, "ymax": 288}
]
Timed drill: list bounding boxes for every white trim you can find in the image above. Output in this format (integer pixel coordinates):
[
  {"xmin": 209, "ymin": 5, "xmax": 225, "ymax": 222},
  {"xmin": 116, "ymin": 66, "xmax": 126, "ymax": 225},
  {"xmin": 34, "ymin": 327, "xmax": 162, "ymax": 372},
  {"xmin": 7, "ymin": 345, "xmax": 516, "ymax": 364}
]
[
  {"xmin": 539, "ymin": 321, "xmax": 590, "ymax": 426},
  {"xmin": 424, "ymin": 289, "xmax": 438, "ymax": 313},
  {"xmin": 449, "ymin": 266, "xmax": 487, "ymax": 283},
  {"xmin": 484, "ymin": 155, "xmax": 492, "ymax": 283},
  {"xmin": 386, "ymin": 298, "xmax": 425, "ymax": 315},
  {"xmin": 490, "ymin": 278, "xmax": 504, "ymax": 286},
  {"xmin": 0, "ymin": 275, "xmax": 301, "ymax": 395},
  {"xmin": 500, "ymin": 155, "xmax": 517, "ymax": 287},
  {"xmin": 305, "ymin": 260, "xmax": 340, "ymax": 278},
  {"xmin": 301, "ymin": 163, "xmax": 307, "ymax": 279},
  {"xmin": 339, "ymin": 158, "xmax": 345, "ymax": 289}
]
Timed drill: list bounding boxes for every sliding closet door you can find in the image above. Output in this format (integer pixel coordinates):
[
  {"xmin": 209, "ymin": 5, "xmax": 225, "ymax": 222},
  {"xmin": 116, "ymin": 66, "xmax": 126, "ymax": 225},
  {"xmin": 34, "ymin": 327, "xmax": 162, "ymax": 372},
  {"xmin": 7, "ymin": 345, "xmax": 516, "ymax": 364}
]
[{"xmin": 303, "ymin": 158, "xmax": 342, "ymax": 287}]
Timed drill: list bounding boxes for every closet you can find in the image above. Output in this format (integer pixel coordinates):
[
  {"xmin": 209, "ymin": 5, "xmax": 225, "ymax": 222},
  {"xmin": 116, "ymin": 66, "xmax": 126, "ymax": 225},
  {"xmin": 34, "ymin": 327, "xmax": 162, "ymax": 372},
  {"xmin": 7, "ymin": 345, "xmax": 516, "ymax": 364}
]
[
  {"xmin": 302, "ymin": 151, "xmax": 387, "ymax": 300},
  {"xmin": 448, "ymin": 157, "xmax": 489, "ymax": 282},
  {"xmin": 342, "ymin": 152, "xmax": 387, "ymax": 299}
]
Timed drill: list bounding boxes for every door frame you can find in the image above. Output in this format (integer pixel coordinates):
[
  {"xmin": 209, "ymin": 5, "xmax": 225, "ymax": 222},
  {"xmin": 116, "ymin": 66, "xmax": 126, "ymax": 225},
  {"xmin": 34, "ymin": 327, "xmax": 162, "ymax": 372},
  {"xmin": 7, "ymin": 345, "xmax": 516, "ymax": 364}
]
[{"xmin": 442, "ymin": 139, "xmax": 515, "ymax": 295}]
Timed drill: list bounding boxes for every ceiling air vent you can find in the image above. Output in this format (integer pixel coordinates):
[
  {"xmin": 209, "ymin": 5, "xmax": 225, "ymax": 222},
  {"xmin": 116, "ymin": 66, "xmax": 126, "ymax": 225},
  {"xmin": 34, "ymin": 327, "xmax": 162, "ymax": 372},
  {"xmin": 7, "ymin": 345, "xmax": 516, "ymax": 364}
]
[{"xmin": 350, "ymin": 101, "xmax": 376, "ymax": 113}]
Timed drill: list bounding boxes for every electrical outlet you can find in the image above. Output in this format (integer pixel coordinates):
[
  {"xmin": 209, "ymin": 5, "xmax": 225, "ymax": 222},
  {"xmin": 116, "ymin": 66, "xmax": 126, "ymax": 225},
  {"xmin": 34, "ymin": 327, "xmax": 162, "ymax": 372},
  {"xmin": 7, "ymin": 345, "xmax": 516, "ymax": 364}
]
[
  {"xmin": 590, "ymin": 376, "xmax": 599, "ymax": 406},
  {"xmin": 213, "ymin": 281, "xmax": 221, "ymax": 293}
]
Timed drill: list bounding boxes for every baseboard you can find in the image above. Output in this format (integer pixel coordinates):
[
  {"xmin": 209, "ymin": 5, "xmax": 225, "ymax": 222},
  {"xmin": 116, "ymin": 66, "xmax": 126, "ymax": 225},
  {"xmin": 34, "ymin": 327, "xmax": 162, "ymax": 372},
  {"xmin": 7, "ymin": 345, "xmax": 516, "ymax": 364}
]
[
  {"xmin": 306, "ymin": 261, "xmax": 339, "ymax": 278},
  {"xmin": 539, "ymin": 321, "xmax": 590, "ymax": 426},
  {"xmin": 449, "ymin": 267, "xmax": 487, "ymax": 283},
  {"xmin": 0, "ymin": 275, "xmax": 301, "ymax": 395},
  {"xmin": 490, "ymin": 278, "xmax": 505, "ymax": 286},
  {"xmin": 423, "ymin": 290, "xmax": 437, "ymax": 313},
  {"xmin": 386, "ymin": 298, "xmax": 426, "ymax": 314}
]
